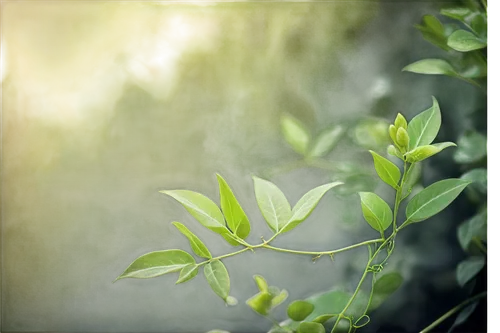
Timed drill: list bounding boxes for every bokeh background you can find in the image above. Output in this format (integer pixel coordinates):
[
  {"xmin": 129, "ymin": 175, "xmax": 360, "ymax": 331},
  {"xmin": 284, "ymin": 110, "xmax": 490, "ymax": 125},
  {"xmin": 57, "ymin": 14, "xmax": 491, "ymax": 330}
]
[{"xmin": 1, "ymin": 1, "xmax": 486, "ymax": 332}]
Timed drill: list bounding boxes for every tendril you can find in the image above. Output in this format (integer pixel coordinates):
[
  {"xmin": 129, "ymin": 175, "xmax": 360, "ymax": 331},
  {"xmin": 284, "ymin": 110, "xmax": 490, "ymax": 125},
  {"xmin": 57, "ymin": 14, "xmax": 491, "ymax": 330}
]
[{"xmin": 353, "ymin": 314, "xmax": 371, "ymax": 328}]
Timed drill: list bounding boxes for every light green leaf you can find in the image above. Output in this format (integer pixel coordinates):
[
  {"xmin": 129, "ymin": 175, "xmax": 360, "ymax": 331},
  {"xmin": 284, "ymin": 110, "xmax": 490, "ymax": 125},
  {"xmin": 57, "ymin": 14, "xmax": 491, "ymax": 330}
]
[
  {"xmin": 216, "ymin": 174, "xmax": 251, "ymax": 239},
  {"xmin": 246, "ymin": 291, "xmax": 273, "ymax": 315},
  {"xmin": 403, "ymin": 59, "xmax": 458, "ymax": 77},
  {"xmin": 369, "ymin": 272, "xmax": 403, "ymax": 311},
  {"xmin": 447, "ymin": 29, "xmax": 486, "ymax": 52},
  {"xmin": 454, "ymin": 131, "xmax": 487, "ymax": 164},
  {"xmin": 204, "ymin": 260, "xmax": 231, "ymax": 302},
  {"xmin": 116, "ymin": 250, "xmax": 195, "ymax": 280},
  {"xmin": 253, "ymin": 275, "xmax": 268, "ymax": 292},
  {"xmin": 281, "ymin": 182, "xmax": 342, "ymax": 233},
  {"xmin": 407, "ymin": 97, "xmax": 441, "ymax": 150},
  {"xmin": 253, "ymin": 176, "xmax": 291, "ymax": 233},
  {"xmin": 172, "ymin": 222, "xmax": 212, "ymax": 259},
  {"xmin": 369, "ymin": 150, "xmax": 401, "ymax": 189},
  {"xmin": 298, "ymin": 322, "xmax": 325, "ymax": 333},
  {"xmin": 404, "ymin": 142, "xmax": 456, "ymax": 163},
  {"xmin": 406, "ymin": 179, "xmax": 470, "ymax": 222},
  {"xmin": 271, "ymin": 289, "xmax": 289, "ymax": 309},
  {"xmin": 309, "ymin": 125, "xmax": 344, "ymax": 158},
  {"xmin": 221, "ymin": 233, "xmax": 243, "ymax": 247},
  {"xmin": 161, "ymin": 190, "xmax": 227, "ymax": 235},
  {"xmin": 359, "ymin": 192, "xmax": 393, "ymax": 232},
  {"xmin": 176, "ymin": 264, "xmax": 199, "ymax": 284},
  {"xmin": 287, "ymin": 300, "xmax": 315, "ymax": 321},
  {"xmin": 352, "ymin": 118, "xmax": 391, "ymax": 150},
  {"xmin": 458, "ymin": 210, "xmax": 487, "ymax": 252},
  {"xmin": 440, "ymin": 7, "xmax": 474, "ymax": 23},
  {"xmin": 456, "ymin": 257, "xmax": 485, "ymax": 287},
  {"xmin": 281, "ymin": 113, "xmax": 310, "ymax": 155},
  {"xmin": 332, "ymin": 174, "xmax": 377, "ymax": 197}
]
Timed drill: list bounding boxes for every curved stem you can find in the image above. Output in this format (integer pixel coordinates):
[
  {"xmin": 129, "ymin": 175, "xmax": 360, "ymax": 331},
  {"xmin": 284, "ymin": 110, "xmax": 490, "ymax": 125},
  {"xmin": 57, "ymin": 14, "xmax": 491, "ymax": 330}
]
[
  {"xmin": 262, "ymin": 238, "xmax": 383, "ymax": 256},
  {"xmin": 419, "ymin": 291, "xmax": 487, "ymax": 333}
]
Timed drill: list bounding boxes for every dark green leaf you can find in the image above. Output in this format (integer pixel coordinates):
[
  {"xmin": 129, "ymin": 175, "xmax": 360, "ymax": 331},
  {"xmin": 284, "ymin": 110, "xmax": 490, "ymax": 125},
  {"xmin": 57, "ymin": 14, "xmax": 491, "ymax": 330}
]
[
  {"xmin": 470, "ymin": 14, "xmax": 487, "ymax": 39},
  {"xmin": 172, "ymin": 222, "xmax": 212, "ymax": 259},
  {"xmin": 448, "ymin": 301, "xmax": 479, "ymax": 333},
  {"xmin": 448, "ymin": 29, "xmax": 486, "ymax": 52},
  {"xmin": 457, "ymin": 256, "xmax": 485, "ymax": 287},
  {"xmin": 406, "ymin": 97, "xmax": 441, "ymax": 150},
  {"xmin": 404, "ymin": 142, "xmax": 456, "ymax": 163},
  {"xmin": 176, "ymin": 264, "xmax": 198, "ymax": 284},
  {"xmin": 246, "ymin": 291, "xmax": 273, "ymax": 315},
  {"xmin": 204, "ymin": 260, "xmax": 231, "ymax": 302},
  {"xmin": 309, "ymin": 125, "xmax": 344, "ymax": 158},
  {"xmin": 403, "ymin": 59, "xmax": 458, "ymax": 77},
  {"xmin": 454, "ymin": 131, "xmax": 487, "ymax": 164},
  {"xmin": 116, "ymin": 250, "xmax": 195, "ymax": 280},
  {"xmin": 216, "ymin": 174, "xmax": 251, "ymax": 239},
  {"xmin": 369, "ymin": 150, "xmax": 401, "ymax": 189},
  {"xmin": 281, "ymin": 114, "xmax": 310, "ymax": 155},
  {"xmin": 458, "ymin": 210, "xmax": 487, "ymax": 252},
  {"xmin": 298, "ymin": 322, "xmax": 325, "ymax": 333},
  {"xmin": 415, "ymin": 15, "xmax": 450, "ymax": 50},
  {"xmin": 406, "ymin": 179, "xmax": 470, "ymax": 222},
  {"xmin": 287, "ymin": 300, "xmax": 315, "ymax": 321},
  {"xmin": 359, "ymin": 192, "xmax": 393, "ymax": 232},
  {"xmin": 253, "ymin": 176, "xmax": 291, "ymax": 233},
  {"xmin": 369, "ymin": 272, "xmax": 404, "ymax": 311}
]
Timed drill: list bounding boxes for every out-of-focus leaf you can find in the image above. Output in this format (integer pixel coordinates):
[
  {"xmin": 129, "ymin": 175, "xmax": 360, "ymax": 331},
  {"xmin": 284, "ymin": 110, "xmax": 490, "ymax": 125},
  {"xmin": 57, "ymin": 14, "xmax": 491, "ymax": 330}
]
[
  {"xmin": 247, "ymin": 291, "xmax": 273, "ymax": 315},
  {"xmin": 415, "ymin": 15, "xmax": 450, "ymax": 50},
  {"xmin": 352, "ymin": 118, "xmax": 391, "ymax": 150},
  {"xmin": 458, "ymin": 210, "xmax": 487, "ymax": 252},
  {"xmin": 298, "ymin": 322, "xmax": 325, "ymax": 333},
  {"xmin": 461, "ymin": 168, "xmax": 487, "ymax": 200},
  {"xmin": 368, "ymin": 272, "xmax": 404, "ymax": 311},
  {"xmin": 281, "ymin": 113, "xmax": 310, "ymax": 155},
  {"xmin": 448, "ymin": 30, "xmax": 486, "ymax": 52},
  {"xmin": 456, "ymin": 256, "xmax": 485, "ymax": 287},
  {"xmin": 454, "ymin": 131, "xmax": 487, "ymax": 164},
  {"xmin": 287, "ymin": 300, "xmax": 315, "ymax": 321},
  {"xmin": 406, "ymin": 97, "xmax": 441, "ymax": 150},
  {"xmin": 448, "ymin": 301, "xmax": 479, "ymax": 333},
  {"xmin": 309, "ymin": 125, "xmax": 344, "ymax": 158},
  {"xmin": 403, "ymin": 59, "xmax": 458, "ymax": 77},
  {"xmin": 332, "ymin": 174, "xmax": 377, "ymax": 197}
]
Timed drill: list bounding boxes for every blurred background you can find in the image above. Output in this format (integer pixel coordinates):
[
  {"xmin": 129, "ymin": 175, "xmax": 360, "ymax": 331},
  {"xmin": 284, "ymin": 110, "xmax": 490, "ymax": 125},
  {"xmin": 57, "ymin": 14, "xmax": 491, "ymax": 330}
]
[{"xmin": 1, "ymin": 1, "xmax": 486, "ymax": 332}]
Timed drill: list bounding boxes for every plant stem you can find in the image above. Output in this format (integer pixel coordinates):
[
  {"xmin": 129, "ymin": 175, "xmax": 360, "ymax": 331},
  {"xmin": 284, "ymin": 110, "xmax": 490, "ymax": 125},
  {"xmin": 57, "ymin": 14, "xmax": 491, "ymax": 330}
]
[
  {"xmin": 262, "ymin": 239, "xmax": 383, "ymax": 257},
  {"xmin": 419, "ymin": 291, "xmax": 487, "ymax": 333}
]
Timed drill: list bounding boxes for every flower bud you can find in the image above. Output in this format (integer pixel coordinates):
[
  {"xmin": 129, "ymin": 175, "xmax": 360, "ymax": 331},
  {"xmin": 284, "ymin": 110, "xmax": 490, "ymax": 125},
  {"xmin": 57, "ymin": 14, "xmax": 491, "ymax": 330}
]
[
  {"xmin": 396, "ymin": 127, "xmax": 410, "ymax": 152},
  {"xmin": 394, "ymin": 113, "xmax": 408, "ymax": 130},
  {"xmin": 389, "ymin": 125, "xmax": 398, "ymax": 145}
]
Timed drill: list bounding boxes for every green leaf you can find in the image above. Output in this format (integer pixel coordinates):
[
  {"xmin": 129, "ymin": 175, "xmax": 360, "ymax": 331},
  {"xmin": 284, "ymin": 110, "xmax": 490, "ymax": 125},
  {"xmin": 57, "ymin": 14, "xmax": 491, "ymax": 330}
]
[
  {"xmin": 309, "ymin": 125, "xmax": 344, "ymax": 158},
  {"xmin": 216, "ymin": 174, "xmax": 251, "ymax": 239},
  {"xmin": 406, "ymin": 179, "xmax": 470, "ymax": 222},
  {"xmin": 403, "ymin": 59, "xmax": 458, "ymax": 77},
  {"xmin": 458, "ymin": 210, "xmax": 487, "ymax": 252},
  {"xmin": 470, "ymin": 13, "xmax": 487, "ymax": 39},
  {"xmin": 369, "ymin": 272, "xmax": 403, "ymax": 311},
  {"xmin": 456, "ymin": 257, "xmax": 485, "ymax": 287},
  {"xmin": 281, "ymin": 113, "xmax": 310, "ymax": 155},
  {"xmin": 312, "ymin": 314, "xmax": 337, "ymax": 324},
  {"xmin": 453, "ymin": 131, "xmax": 487, "ymax": 164},
  {"xmin": 447, "ymin": 29, "xmax": 486, "ymax": 52},
  {"xmin": 406, "ymin": 97, "xmax": 441, "ymax": 150},
  {"xmin": 461, "ymin": 168, "xmax": 487, "ymax": 194},
  {"xmin": 359, "ymin": 192, "xmax": 393, "ymax": 232},
  {"xmin": 160, "ymin": 190, "xmax": 227, "ymax": 235},
  {"xmin": 402, "ymin": 162, "xmax": 422, "ymax": 199},
  {"xmin": 448, "ymin": 301, "xmax": 479, "ymax": 333},
  {"xmin": 221, "ymin": 233, "xmax": 243, "ymax": 247},
  {"xmin": 176, "ymin": 264, "xmax": 199, "ymax": 284},
  {"xmin": 332, "ymin": 174, "xmax": 377, "ymax": 197},
  {"xmin": 253, "ymin": 176, "xmax": 292, "ymax": 233},
  {"xmin": 369, "ymin": 150, "xmax": 401, "ymax": 189},
  {"xmin": 271, "ymin": 289, "xmax": 289, "ymax": 309},
  {"xmin": 440, "ymin": 7, "xmax": 474, "ymax": 23},
  {"xmin": 246, "ymin": 291, "xmax": 273, "ymax": 315},
  {"xmin": 253, "ymin": 275, "xmax": 268, "ymax": 292},
  {"xmin": 298, "ymin": 322, "xmax": 325, "ymax": 333},
  {"xmin": 415, "ymin": 15, "xmax": 450, "ymax": 51},
  {"xmin": 281, "ymin": 182, "xmax": 342, "ymax": 233},
  {"xmin": 116, "ymin": 250, "xmax": 195, "ymax": 280},
  {"xmin": 172, "ymin": 222, "xmax": 212, "ymax": 259},
  {"xmin": 404, "ymin": 142, "xmax": 456, "ymax": 163},
  {"xmin": 352, "ymin": 118, "xmax": 391, "ymax": 150},
  {"xmin": 204, "ymin": 260, "xmax": 231, "ymax": 302},
  {"xmin": 287, "ymin": 300, "xmax": 315, "ymax": 321}
]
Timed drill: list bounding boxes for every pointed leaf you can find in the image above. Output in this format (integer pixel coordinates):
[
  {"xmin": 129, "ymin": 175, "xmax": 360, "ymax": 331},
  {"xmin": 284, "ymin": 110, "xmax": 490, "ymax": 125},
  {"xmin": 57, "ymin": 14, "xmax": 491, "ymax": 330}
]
[
  {"xmin": 448, "ymin": 301, "xmax": 479, "ymax": 333},
  {"xmin": 369, "ymin": 272, "xmax": 403, "ymax": 311},
  {"xmin": 406, "ymin": 179, "xmax": 470, "ymax": 222},
  {"xmin": 298, "ymin": 322, "xmax": 325, "ymax": 333},
  {"xmin": 176, "ymin": 264, "xmax": 199, "ymax": 284},
  {"xmin": 309, "ymin": 125, "xmax": 344, "ymax": 158},
  {"xmin": 448, "ymin": 29, "xmax": 486, "ymax": 52},
  {"xmin": 407, "ymin": 97, "xmax": 442, "ymax": 150},
  {"xmin": 253, "ymin": 176, "xmax": 291, "ymax": 232},
  {"xmin": 287, "ymin": 300, "xmax": 315, "ymax": 321},
  {"xmin": 453, "ymin": 131, "xmax": 487, "ymax": 164},
  {"xmin": 359, "ymin": 192, "xmax": 392, "ymax": 232},
  {"xmin": 458, "ymin": 210, "xmax": 487, "ymax": 252},
  {"xmin": 204, "ymin": 260, "xmax": 231, "ymax": 302},
  {"xmin": 281, "ymin": 113, "xmax": 310, "ymax": 155},
  {"xmin": 369, "ymin": 150, "xmax": 401, "ymax": 189},
  {"xmin": 161, "ymin": 190, "xmax": 227, "ymax": 234},
  {"xmin": 116, "ymin": 250, "xmax": 195, "ymax": 280},
  {"xmin": 281, "ymin": 182, "xmax": 342, "ymax": 233},
  {"xmin": 403, "ymin": 59, "xmax": 458, "ymax": 77},
  {"xmin": 172, "ymin": 222, "xmax": 212, "ymax": 259},
  {"xmin": 456, "ymin": 256, "xmax": 485, "ymax": 287},
  {"xmin": 404, "ymin": 142, "xmax": 456, "ymax": 163},
  {"xmin": 216, "ymin": 174, "xmax": 251, "ymax": 239}
]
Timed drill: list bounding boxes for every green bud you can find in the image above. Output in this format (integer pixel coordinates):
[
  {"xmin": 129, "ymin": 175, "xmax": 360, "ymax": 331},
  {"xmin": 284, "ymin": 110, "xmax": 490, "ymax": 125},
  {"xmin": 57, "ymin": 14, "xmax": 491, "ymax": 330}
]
[
  {"xmin": 387, "ymin": 145, "xmax": 403, "ymax": 159},
  {"xmin": 389, "ymin": 125, "xmax": 398, "ymax": 145},
  {"xmin": 394, "ymin": 113, "xmax": 408, "ymax": 130},
  {"xmin": 246, "ymin": 292, "xmax": 273, "ymax": 315},
  {"xmin": 396, "ymin": 127, "xmax": 410, "ymax": 151},
  {"xmin": 253, "ymin": 275, "xmax": 268, "ymax": 293}
]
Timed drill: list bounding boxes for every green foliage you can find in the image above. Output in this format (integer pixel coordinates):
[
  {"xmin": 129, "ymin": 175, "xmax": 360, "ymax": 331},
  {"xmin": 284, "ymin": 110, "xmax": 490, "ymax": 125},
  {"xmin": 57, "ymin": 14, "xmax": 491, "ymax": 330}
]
[
  {"xmin": 456, "ymin": 256, "xmax": 485, "ymax": 287},
  {"xmin": 447, "ymin": 29, "xmax": 486, "ymax": 52},
  {"xmin": 253, "ymin": 176, "xmax": 292, "ymax": 233},
  {"xmin": 287, "ymin": 301, "xmax": 315, "ymax": 321},
  {"xmin": 309, "ymin": 125, "xmax": 344, "ymax": 158},
  {"xmin": 204, "ymin": 260, "xmax": 231, "ymax": 303},
  {"xmin": 298, "ymin": 321, "xmax": 325, "ymax": 333},
  {"xmin": 217, "ymin": 174, "xmax": 251, "ymax": 239},
  {"xmin": 369, "ymin": 150, "xmax": 400, "ymax": 189},
  {"xmin": 172, "ymin": 222, "xmax": 212, "ymax": 259},
  {"xmin": 368, "ymin": 272, "xmax": 404, "ymax": 311},
  {"xmin": 453, "ymin": 131, "xmax": 487, "ymax": 164},
  {"xmin": 359, "ymin": 192, "xmax": 392, "ymax": 232},
  {"xmin": 281, "ymin": 114, "xmax": 311, "ymax": 155}
]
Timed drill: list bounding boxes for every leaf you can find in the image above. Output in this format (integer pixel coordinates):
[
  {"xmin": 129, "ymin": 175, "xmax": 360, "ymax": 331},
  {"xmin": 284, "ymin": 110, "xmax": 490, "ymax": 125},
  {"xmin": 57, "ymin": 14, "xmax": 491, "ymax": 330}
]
[
  {"xmin": 281, "ymin": 182, "xmax": 342, "ymax": 233},
  {"xmin": 403, "ymin": 59, "xmax": 458, "ymax": 77},
  {"xmin": 440, "ymin": 7, "xmax": 474, "ymax": 23},
  {"xmin": 176, "ymin": 264, "xmax": 199, "ymax": 284},
  {"xmin": 402, "ymin": 162, "xmax": 422, "ymax": 199},
  {"xmin": 458, "ymin": 210, "xmax": 487, "ymax": 252},
  {"xmin": 368, "ymin": 272, "xmax": 403, "ymax": 311},
  {"xmin": 281, "ymin": 113, "xmax": 310, "ymax": 155},
  {"xmin": 332, "ymin": 174, "xmax": 377, "ymax": 197},
  {"xmin": 172, "ymin": 222, "xmax": 212, "ymax": 259},
  {"xmin": 246, "ymin": 292, "xmax": 273, "ymax": 315},
  {"xmin": 406, "ymin": 179, "xmax": 470, "ymax": 222},
  {"xmin": 359, "ymin": 192, "xmax": 393, "ymax": 232},
  {"xmin": 287, "ymin": 300, "xmax": 315, "ymax": 321},
  {"xmin": 116, "ymin": 250, "xmax": 195, "ymax": 280},
  {"xmin": 404, "ymin": 142, "xmax": 456, "ymax": 163},
  {"xmin": 453, "ymin": 131, "xmax": 487, "ymax": 164},
  {"xmin": 216, "ymin": 174, "xmax": 251, "ymax": 239},
  {"xmin": 406, "ymin": 97, "xmax": 442, "ymax": 150},
  {"xmin": 221, "ymin": 233, "xmax": 243, "ymax": 247},
  {"xmin": 461, "ymin": 168, "xmax": 487, "ymax": 194},
  {"xmin": 312, "ymin": 314, "xmax": 337, "ymax": 324},
  {"xmin": 204, "ymin": 260, "xmax": 231, "ymax": 302},
  {"xmin": 253, "ymin": 275, "xmax": 268, "ymax": 292},
  {"xmin": 470, "ymin": 13, "xmax": 487, "ymax": 39},
  {"xmin": 298, "ymin": 322, "xmax": 325, "ymax": 333},
  {"xmin": 161, "ymin": 190, "xmax": 227, "ymax": 235},
  {"xmin": 369, "ymin": 150, "xmax": 401, "ymax": 189},
  {"xmin": 415, "ymin": 15, "xmax": 450, "ymax": 51},
  {"xmin": 352, "ymin": 118, "xmax": 391, "ymax": 150},
  {"xmin": 253, "ymin": 176, "xmax": 292, "ymax": 233},
  {"xmin": 447, "ymin": 29, "xmax": 486, "ymax": 52},
  {"xmin": 456, "ymin": 257, "xmax": 485, "ymax": 287},
  {"xmin": 309, "ymin": 125, "xmax": 344, "ymax": 158},
  {"xmin": 271, "ymin": 289, "xmax": 289, "ymax": 309},
  {"xmin": 448, "ymin": 301, "xmax": 479, "ymax": 333}
]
